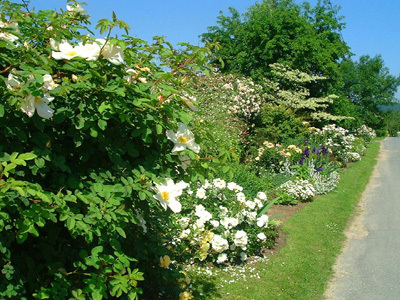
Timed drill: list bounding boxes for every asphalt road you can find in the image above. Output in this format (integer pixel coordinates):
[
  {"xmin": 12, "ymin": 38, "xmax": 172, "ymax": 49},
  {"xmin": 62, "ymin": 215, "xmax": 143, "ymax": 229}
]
[{"xmin": 326, "ymin": 137, "xmax": 400, "ymax": 300}]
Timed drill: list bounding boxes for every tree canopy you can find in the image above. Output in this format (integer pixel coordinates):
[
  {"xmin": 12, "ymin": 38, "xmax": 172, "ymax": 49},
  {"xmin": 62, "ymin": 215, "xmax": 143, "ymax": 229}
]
[
  {"xmin": 201, "ymin": 0, "xmax": 351, "ymax": 94},
  {"xmin": 338, "ymin": 54, "xmax": 400, "ymax": 128}
]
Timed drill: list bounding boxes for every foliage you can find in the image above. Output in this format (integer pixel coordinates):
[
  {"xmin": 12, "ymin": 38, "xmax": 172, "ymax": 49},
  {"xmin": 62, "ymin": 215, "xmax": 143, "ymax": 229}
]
[
  {"xmin": 0, "ymin": 1, "xmax": 221, "ymax": 299},
  {"xmin": 339, "ymin": 54, "xmax": 400, "ymax": 129},
  {"xmin": 201, "ymin": 0, "xmax": 350, "ymax": 94},
  {"xmin": 215, "ymin": 162, "xmax": 274, "ymax": 199},
  {"xmin": 190, "ymin": 73, "xmax": 265, "ymax": 162},
  {"xmin": 262, "ymin": 63, "xmax": 351, "ymax": 123},
  {"xmin": 255, "ymin": 104, "xmax": 309, "ymax": 144},
  {"xmin": 384, "ymin": 110, "xmax": 400, "ymax": 137}
]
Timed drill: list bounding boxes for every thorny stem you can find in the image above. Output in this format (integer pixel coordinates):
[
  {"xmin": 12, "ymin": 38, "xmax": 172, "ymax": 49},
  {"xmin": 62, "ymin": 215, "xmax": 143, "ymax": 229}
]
[{"xmin": 0, "ymin": 66, "xmax": 12, "ymax": 74}]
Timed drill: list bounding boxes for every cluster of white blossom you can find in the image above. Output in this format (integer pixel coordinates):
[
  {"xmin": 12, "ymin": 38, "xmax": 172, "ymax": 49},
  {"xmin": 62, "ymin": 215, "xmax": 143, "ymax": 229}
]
[
  {"xmin": 152, "ymin": 123, "xmax": 201, "ymax": 212},
  {"xmin": 265, "ymin": 64, "xmax": 350, "ymax": 122},
  {"xmin": 313, "ymin": 124, "xmax": 361, "ymax": 163},
  {"xmin": 51, "ymin": 39, "xmax": 125, "ymax": 65},
  {"xmin": 279, "ymin": 179, "xmax": 316, "ymax": 201},
  {"xmin": 355, "ymin": 125, "xmax": 376, "ymax": 143},
  {"xmin": 172, "ymin": 179, "xmax": 271, "ymax": 264},
  {"xmin": 346, "ymin": 152, "xmax": 361, "ymax": 162},
  {"xmin": 0, "ymin": 19, "xmax": 19, "ymax": 42},
  {"xmin": 5, "ymin": 71, "xmax": 58, "ymax": 119},
  {"xmin": 224, "ymin": 77, "xmax": 265, "ymax": 120}
]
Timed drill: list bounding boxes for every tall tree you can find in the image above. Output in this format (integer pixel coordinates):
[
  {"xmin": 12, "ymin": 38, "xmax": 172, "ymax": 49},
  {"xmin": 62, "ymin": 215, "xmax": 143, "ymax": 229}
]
[
  {"xmin": 339, "ymin": 54, "xmax": 400, "ymax": 128},
  {"xmin": 201, "ymin": 0, "xmax": 350, "ymax": 94}
]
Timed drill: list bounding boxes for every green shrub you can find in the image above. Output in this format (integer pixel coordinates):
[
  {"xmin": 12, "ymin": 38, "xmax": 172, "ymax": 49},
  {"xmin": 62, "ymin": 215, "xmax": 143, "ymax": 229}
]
[
  {"xmin": 215, "ymin": 162, "xmax": 273, "ymax": 199},
  {"xmin": 0, "ymin": 2, "xmax": 219, "ymax": 299},
  {"xmin": 255, "ymin": 104, "xmax": 309, "ymax": 144}
]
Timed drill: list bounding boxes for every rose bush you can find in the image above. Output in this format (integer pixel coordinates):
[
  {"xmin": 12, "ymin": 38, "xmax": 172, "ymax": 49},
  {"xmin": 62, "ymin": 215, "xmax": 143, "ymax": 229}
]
[{"xmin": 0, "ymin": 1, "xmax": 221, "ymax": 299}]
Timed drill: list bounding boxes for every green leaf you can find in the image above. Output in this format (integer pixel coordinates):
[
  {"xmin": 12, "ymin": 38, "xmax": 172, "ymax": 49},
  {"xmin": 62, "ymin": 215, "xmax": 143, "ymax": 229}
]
[
  {"xmin": 37, "ymin": 191, "xmax": 51, "ymax": 203},
  {"xmin": 222, "ymin": 166, "xmax": 230, "ymax": 173},
  {"xmin": 16, "ymin": 232, "xmax": 28, "ymax": 244},
  {"xmin": 156, "ymin": 124, "xmax": 163, "ymax": 134},
  {"xmin": 35, "ymin": 158, "xmax": 45, "ymax": 168},
  {"xmin": 0, "ymin": 104, "xmax": 4, "ymax": 117},
  {"xmin": 91, "ymin": 245, "xmax": 104, "ymax": 257},
  {"xmin": 116, "ymin": 227, "xmax": 126, "ymax": 238},
  {"xmin": 179, "ymin": 111, "xmax": 192, "ymax": 124},
  {"xmin": 138, "ymin": 191, "xmax": 146, "ymax": 200},
  {"xmin": 13, "ymin": 187, "xmax": 26, "ymax": 197},
  {"xmin": 67, "ymin": 217, "xmax": 76, "ymax": 230},
  {"xmin": 90, "ymin": 127, "xmax": 98, "ymax": 138},
  {"xmin": 76, "ymin": 117, "xmax": 85, "ymax": 129},
  {"xmin": 18, "ymin": 152, "xmax": 37, "ymax": 160},
  {"xmin": 28, "ymin": 224, "xmax": 39, "ymax": 237},
  {"xmin": 258, "ymin": 197, "xmax": 279, "ymax": 217},
  {"xmin": 93, "ymin": 183, "xmax": 103, "ymax": 193},
  {"xmin": 99, "ymin": 102, "xmax": 112, "ymax": 113},
  {"xmin": 10, "ymin": 152, "xmax": 19, "ymax": 162},
  {"xmin": 98, "ymin": 119, "xmax": 107, "ymax": 131},
  {"xmin": 12, "ymin": 159, "xmax": 26, "ymax": 166}
]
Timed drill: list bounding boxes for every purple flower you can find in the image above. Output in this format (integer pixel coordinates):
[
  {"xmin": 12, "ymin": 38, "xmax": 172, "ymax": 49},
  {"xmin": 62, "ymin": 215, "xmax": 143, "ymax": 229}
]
[
  {"xmin": 304, "ymin": 147, "xmax": 309, "ymax": 158},
  {"xmin": 298, "ymin": 159, "xmax": 304, "ymax": 165},
  {"xmin": 316, "ymin": 166, "xmax": 323, "ymax": 172},
  {"xmin": 320, "ymin": 145, "xmax": 328, "ymax": 154},
  {"xmin": 312, "ymin": 146, "xmax": 317, "ymax": 154}
]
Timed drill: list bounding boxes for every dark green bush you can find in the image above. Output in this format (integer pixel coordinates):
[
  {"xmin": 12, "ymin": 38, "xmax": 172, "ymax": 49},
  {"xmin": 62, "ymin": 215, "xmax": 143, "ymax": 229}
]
[{"xmin": 254, "ymin": 104, "xmax": 309, "ymax": 144}]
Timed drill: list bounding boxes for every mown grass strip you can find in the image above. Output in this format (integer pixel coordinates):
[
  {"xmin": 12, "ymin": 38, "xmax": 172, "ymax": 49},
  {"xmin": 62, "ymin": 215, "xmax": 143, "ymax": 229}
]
[{"xmin": 205, "ymin": 139, "xmax": 382, "ymax": 300}]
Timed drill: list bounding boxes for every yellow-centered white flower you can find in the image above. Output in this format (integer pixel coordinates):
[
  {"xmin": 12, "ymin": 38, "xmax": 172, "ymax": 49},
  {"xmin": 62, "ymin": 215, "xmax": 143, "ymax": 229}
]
[
  {"xmin": 21, "ymin": 93, "xmax": 54, "ymax": 119},
  {"xmin": 166, "ymin": 122, "xmax": 200, "ymax": 153},
  {"xmin": 95, "ymin": 39, "xmax": 125, "ymax": 65},
  {"xmin": 0, "ymin": 20, "xmax": 19, "ymax": 42},
  {"xmin": 66, "ymin": 3, "xmax": 88, "ymax": 17},
  {"xmin": 153, "ymin": 178, "xmax": 188, "ymax": 213},
  {"xmin": 52, "ymin": 41, "xmax": 85, "ymax": 60},
  {"xmin": 42, "ymin": 74, "xmax": 58, "ymax": 92},
  {"xmin": 5, "ymin": 71, "xmax": 25, "ymax": 91}
]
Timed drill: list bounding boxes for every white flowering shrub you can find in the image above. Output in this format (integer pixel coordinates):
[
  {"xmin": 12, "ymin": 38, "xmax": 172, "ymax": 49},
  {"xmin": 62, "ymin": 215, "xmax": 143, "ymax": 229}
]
[
  {"xmin": 311, "ymin": 123, "xmax": 375, "ymax": 165},
  {"xmin": 263, "ymin": 63, "xmax": 351, "ymax": 123},
  {"xmin": 312, "ymin": 124, "xmax": 358, "ymax": 163},
  {"xmin": 345, "ymin": 151, "xmax": 362, "ymax": 162},
  {"xmin": 355, "ymin": 124, "xmax": 376, "ymax": 143},
  {"xmin": 252, "ymin": 141, "xmax": 304, "ymax": 174},
  {"xmin": 168, "ymin": 179, "xmax": 277, "ymax": 265},
  {"xmin": 0, "ymin": 1, "xmax": 220, "ymax": 299}
]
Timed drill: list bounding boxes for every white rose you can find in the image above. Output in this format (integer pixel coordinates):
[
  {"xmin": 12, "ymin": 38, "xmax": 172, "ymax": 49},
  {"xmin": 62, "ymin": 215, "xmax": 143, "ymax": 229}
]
[
  {"xmin": 216, "ymin": 253, "xmax": 228, "ymax": 264},
  {"xmin": 211, "ymin": 235, "xmax": 229, "ymax": 253},
  {"xmin": 257, "ymin": 192, "xmax": 267, "ymax": 200},
  {"xmin": 257, "ymin": 232, "xmax": 267, "ymax": 241},
  {"xmin": 234, "ymin": 230, "xmax": 248, "ymax": 250},
  {"xmin": 257, "ymin": 214, "xmax": 269, "ymax": 228},
  {"xmin": 196, "ymin": 188, "xmax": 207, "ymax": 199},
  {"xmin": 210, "ymin": 220, "xmax": 220, "ymax": 228},
  {"xmin": 236, "ymin": 192, "xmax": 246, "ymax": 203}
]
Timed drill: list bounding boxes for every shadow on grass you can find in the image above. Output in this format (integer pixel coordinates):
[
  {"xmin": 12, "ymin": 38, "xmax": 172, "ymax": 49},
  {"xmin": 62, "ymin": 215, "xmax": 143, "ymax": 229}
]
[{"xmin": 191, "ymin": 275, "xmax": 221, "ymax": 299}]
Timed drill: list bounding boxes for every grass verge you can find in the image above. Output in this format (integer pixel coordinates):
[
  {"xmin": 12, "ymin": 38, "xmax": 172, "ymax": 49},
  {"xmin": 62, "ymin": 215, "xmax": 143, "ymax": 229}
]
[{"xmin": 193, "ymin": 139, "xmax": 382, "ymax": 300}]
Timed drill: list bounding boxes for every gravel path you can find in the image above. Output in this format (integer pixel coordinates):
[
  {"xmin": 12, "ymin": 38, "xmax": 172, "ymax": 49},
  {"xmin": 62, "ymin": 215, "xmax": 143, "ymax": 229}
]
[{"xmin": 325, "ymin": 137, "xmax": 400, "ymax": 300}]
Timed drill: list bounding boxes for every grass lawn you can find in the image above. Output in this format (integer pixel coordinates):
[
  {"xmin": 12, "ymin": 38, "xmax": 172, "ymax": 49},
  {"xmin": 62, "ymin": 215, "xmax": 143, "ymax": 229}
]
[{"xmin": 191, "ymin": 138, "xmax": 382, "ymax": 300}]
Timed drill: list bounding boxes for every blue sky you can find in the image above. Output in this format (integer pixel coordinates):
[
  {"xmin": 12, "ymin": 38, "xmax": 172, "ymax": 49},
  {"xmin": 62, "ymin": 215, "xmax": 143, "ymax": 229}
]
[{"xmin": 30, "ymin": 0, "xmax": 400, "ymax": 81}]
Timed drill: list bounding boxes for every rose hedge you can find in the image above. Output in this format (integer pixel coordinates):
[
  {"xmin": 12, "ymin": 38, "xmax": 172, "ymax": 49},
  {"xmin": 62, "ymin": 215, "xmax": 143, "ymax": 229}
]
[{"xmin": 0, "ymin": 1, "xmax": 221, "ymax": 299}]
